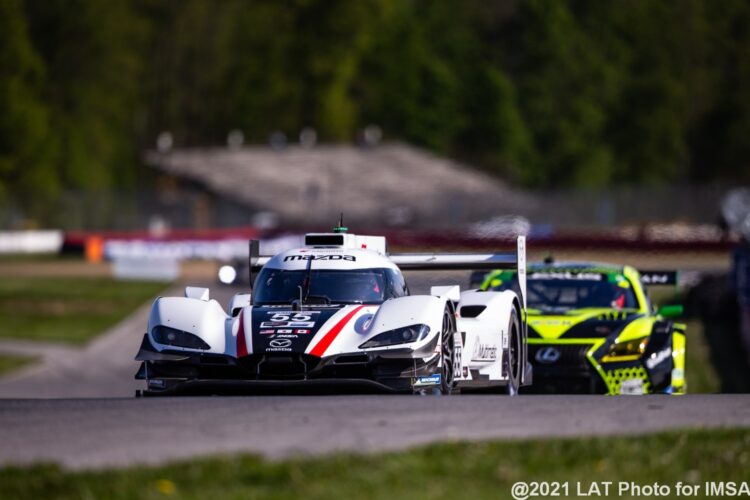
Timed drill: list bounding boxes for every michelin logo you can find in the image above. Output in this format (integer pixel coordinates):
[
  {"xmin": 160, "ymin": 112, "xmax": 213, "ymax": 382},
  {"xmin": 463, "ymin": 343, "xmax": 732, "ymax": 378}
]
[{"xmin": 413, "ymin": 374, "xmax": 442, "ymax": 387}]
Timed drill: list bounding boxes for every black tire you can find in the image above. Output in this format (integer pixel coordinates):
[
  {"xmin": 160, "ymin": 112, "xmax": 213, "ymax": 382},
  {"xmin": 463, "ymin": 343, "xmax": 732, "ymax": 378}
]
[
  {"xmin": 439, "ymin": 307, "xmax": 457, "ymax": 395},
  {"xmin": 505, "ymin": 308, "xmax": 521, "ymax": 396}
]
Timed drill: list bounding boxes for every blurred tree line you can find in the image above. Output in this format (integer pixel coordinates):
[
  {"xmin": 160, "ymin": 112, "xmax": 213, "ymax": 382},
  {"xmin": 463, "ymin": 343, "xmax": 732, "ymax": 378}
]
[{"xmin": 1, "ymin": 0, "xmax": 749, "ymax": 214}]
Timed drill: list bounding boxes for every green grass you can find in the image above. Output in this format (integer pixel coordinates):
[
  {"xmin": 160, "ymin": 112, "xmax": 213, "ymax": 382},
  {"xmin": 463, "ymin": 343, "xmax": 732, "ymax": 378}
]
[
  {"xmin": 0, "ymin": 428, "xmax": 748, "ymax": 500},
  {"xmin": 683, "ymin": 320, "xmax": 720, "ymax": 393},
  {"xmin": 0, "ymin": 253, "xmax": 81, "ymax": 262},
  {"xmin": 0, "ymin": 354, "xmax": 36, "ymax": 376},
  {"xmin": 648, "ymin": 289, "xmax": 720, "ymax": 394},
  {"xmin": 0, "ymin": 278, "xmax": 169, "ymax": 344}
]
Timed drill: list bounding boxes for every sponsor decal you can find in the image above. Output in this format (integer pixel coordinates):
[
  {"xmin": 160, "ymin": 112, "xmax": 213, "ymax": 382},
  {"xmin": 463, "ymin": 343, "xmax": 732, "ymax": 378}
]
[
  {"xmin": 353, "ymin": 313, "xmax": 375, "ymax": 334},
  {"xmin": 453, "ymin": 332, "xmax": 463, "ymax": 379},
  {"xmin": 148, "ymin": 379, "xmax": 166, "ymax": 389},
  {"xmin": 620, "ymin": 378, "xmax": 644, "ymax": 395},
  {"xmin": 531, "ymin": 319, "xmax": 572, "ymax": 327},
  {"xmin": 641, "ymin": 273, "xmax": 671, "ymax": 284},
  {"xmin": 530, "ymin": 272, "xmax": 602, "ymax": 281},
  {"xmin": 276, "ymin": 329, "xmax": 293, "ymax": 334},
  {"xmin": 535, "ymin": 346, "xmax": 561, "ymax": 364},
  {"xmin": 645, "ymin": 347, "xmax": 672, "ymax": 370},
  {"xmin": 267, "ymin": 337, "xmax": 293, "ymax": 352},
  {"xmin": 413, "ymin": 374, "xmax": 442, "ymax": 387},
  {"xmin": 472, "ymin": 343, "xmax": 498, "ymax": 361},
  {"xmin": 640, "ymin": 271, "xmax": 678, "ymax": 285},
  {"xmin": 284, "ymin": 254, "xmax": 356, "ymax": 262},
  {"xmin": 259, "ymin": 329, "xmax": 275, "ymax": 335},
  {"xmin": 260, "ymin": 311, "xmax": 320, "ymax": 329},
  {"xmin": 269, "ymin": 339, "xmax": 292, "ymax": 348},
  {"xmin": 294, "ymin": 329, "xmax": 310, "ymax": 334},
  {"xmin": 260, "ymin": 321, "xmax": 316, "ymax": 328}
]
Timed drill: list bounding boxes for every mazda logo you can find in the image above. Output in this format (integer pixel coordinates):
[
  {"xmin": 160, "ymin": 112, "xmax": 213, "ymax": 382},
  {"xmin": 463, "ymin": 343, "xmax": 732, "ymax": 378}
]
[
  {"xmin": 535, "ymin": 347, "xmax": 561, "ymax": 364},
  {"xmin": 269, "ymin": 339, "xmax": 292, "ymax": 348}
]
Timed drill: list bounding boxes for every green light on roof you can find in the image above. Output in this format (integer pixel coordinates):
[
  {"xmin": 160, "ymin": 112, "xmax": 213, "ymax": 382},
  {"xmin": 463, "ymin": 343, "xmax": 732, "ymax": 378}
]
[{"xmin": 333, "ymin": 213, "xmax": 347, "ymax": 233}]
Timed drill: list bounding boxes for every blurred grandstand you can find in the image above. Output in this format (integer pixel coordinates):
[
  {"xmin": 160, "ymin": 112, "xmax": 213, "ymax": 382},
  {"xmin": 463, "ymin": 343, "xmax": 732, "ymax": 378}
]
[{"xmin": 0, "ymin": 143, "xmax": 736, "ymax": 239}]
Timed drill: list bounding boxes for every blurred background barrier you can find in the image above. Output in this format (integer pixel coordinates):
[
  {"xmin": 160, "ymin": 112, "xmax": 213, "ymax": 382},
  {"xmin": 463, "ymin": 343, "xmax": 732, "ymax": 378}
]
[
  {"xmin": 56, "ymin": 226, "xmax": 734, "ymax": 259},
  {"xmin": 0, "ymin": 230, "xmax": 63, "ymax": 254},
  {"xmin": 112, "ymin": 257, "xmax": 180, "ymax": 282}
]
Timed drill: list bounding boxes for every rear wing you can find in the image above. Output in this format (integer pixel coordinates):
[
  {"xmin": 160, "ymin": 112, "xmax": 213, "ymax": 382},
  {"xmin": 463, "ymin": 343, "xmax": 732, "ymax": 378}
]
[
  {"xmin": 390, "ymin": 236, "xmax": 527, "ymax": 308},
  {"xmin": 639, "ymin": 270, "xmax": 679, "ymax": 286},
  {"xmin": 248, "ymin": 240, "xmax": 269, "ymax": 289}
]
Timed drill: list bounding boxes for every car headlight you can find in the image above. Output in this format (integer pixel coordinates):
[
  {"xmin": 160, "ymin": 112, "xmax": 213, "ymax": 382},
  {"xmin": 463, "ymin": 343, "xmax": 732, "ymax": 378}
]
[
  {"xmin": 359, "ymin": 324, "xmax": 430, "ymax": 349},
  {"xmin": 601, "ymin": 336, "xmax": 649, "ymax": 362},
  {"xmin": 152, "ymin": 325, "xmax": 210, "ymax": 350}
]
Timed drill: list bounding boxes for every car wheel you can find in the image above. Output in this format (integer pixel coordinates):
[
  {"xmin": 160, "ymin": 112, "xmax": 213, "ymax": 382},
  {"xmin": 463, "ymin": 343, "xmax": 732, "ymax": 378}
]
[
  {"xmin": 505, "ymin": 309, "xmax": 521, "ymax": 396},
  {"xmin": 439, "ymin": 307, "xmax": 457, "ymax": 395}
]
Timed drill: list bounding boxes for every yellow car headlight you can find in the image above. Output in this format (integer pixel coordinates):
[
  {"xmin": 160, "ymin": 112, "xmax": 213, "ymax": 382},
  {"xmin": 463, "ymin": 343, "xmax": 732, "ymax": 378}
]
[{"xmin": 601, "ymin": 336, "xmax": 649, "ymax": 363}]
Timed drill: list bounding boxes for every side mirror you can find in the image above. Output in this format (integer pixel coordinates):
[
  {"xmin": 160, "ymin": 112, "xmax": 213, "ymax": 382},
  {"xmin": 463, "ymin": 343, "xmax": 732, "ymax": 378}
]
[
  {"xmin": 185, "ymin": 286, "xmax": 209, "ymax": 301},
  {"xmin": 229, "ymin": 293, "xmax": 252, "ymax": 317},
  {"xmin": 657, "ymin": 304, "xmax": 683, "ymax": 318}
]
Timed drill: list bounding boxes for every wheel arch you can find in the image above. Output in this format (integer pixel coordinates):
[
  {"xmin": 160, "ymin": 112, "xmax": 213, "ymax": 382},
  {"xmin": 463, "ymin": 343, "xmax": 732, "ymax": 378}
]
[{"xmin": 148, "ymin": 296, "xmax": 228, "ymax": 354}]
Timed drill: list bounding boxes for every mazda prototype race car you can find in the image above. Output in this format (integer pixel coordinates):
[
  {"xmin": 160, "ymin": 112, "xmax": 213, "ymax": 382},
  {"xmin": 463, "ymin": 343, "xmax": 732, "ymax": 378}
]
[
  {"xmin": 479, "ymin": 263, "xmax": 686, "ymax": 395},
  {"xmin": 135, "ymin": 230, "xmax": 531, "ymax": 395}
]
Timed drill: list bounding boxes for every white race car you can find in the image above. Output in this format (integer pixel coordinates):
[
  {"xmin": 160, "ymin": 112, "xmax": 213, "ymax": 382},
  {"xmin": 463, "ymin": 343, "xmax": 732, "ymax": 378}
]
[{"xmin": 135, "ymin": 229, "xmax": 531, "ymax": 395}]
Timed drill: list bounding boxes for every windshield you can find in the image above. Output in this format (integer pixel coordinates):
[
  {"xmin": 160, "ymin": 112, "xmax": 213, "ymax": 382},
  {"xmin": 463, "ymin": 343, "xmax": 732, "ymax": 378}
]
[
  {"xmin": 253, "ymin": 267, "xmax": 407, "ymax": 305},
  {"xmin": 486, "ymin": 272, "xmax": 639, "ymax": 313}
]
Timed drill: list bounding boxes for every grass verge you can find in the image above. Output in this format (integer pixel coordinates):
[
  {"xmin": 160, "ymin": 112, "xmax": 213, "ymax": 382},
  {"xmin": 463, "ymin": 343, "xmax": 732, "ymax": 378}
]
[
  {"xmin": 0, "ymin": 277, "xmax": 169, "ymax": 344},
  {"xmin": 683, "ymin": 320, "xmax": 720, "ymax": 393},
  {"xmin": 0, "ymin": 428, "xmax": 748, "ymax": 500},
  {"xmin": 0, "ymin": 354, "xmax": 36, "ymax": 376},
  {"xmin": 648, "ymin": 289, "xmax": 720, "ymax": 394}
]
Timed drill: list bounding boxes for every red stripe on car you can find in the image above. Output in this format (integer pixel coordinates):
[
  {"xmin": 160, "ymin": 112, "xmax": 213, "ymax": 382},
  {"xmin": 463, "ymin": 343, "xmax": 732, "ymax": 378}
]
[
  {"xmin": 236, "ymin": 311, "xmax": 248, "ymax": 357},
  {"xmin": 309, "ymin": 305, "xmax": 364, "ymax": 358}
]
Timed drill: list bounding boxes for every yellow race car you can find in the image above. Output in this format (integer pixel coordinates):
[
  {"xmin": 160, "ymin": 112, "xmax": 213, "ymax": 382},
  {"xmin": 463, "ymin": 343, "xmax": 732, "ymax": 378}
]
[{"xmin": 480, "ymin": 262, "xmax": 686, "ymax": 395}]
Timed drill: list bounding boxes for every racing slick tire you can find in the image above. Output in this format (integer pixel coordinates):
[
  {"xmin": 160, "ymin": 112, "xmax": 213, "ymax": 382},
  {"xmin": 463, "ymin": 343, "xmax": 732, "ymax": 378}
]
[
  {"xmin": 504, "ymin": 308, "xmax": 521, "ymax": 396},
  {"xmin": 439, "ymin": 306, "xmax": 458, "ymax": 395}
]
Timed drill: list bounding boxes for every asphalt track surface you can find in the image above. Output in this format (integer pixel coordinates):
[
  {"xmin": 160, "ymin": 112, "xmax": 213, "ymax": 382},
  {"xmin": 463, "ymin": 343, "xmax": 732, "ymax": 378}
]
[
  {"xmin": 0, "ymin": 395, "xmax": 749, "ymax": 469},
  {"xmin": 1, "ymin": 271, "xmax": 750, "ymax": 470}
]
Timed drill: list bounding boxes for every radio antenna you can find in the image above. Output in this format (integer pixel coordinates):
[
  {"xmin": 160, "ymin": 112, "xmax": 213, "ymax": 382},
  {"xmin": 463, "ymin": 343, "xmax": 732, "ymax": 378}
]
[{"xmin": 333, "ymin": 212, "xmax": 347, "ymax": 233}]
